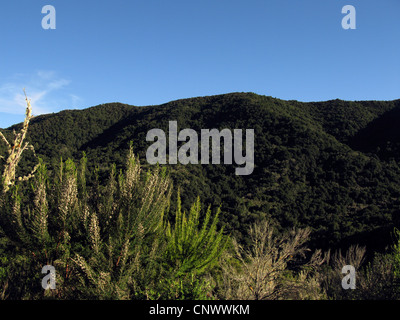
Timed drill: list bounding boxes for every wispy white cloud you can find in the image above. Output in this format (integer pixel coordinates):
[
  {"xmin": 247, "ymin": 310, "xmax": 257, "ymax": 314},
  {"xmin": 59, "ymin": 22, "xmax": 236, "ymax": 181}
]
[{"xmin": 0, "ymin": 71, "xmax": 79, "ymax": 116}]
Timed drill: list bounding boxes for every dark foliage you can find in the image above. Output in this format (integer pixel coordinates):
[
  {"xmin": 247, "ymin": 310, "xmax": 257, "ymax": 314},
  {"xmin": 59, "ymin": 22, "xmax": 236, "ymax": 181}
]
[{"xmin": 2, "ymin": 93, "xmax": 400, "ymax": 253}]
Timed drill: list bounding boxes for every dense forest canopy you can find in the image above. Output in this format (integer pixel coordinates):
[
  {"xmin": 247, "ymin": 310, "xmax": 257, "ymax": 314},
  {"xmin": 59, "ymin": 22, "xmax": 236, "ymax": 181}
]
[{"xmin": 2, "ymin": 92, "xmax": 400, "ymax": 252}]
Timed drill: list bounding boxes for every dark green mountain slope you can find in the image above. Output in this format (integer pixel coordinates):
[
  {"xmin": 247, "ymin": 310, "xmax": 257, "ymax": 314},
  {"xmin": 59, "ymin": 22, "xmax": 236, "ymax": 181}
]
[
  {"xmin": 2, "ymin": 92, "xmax": 400, "ymax": 252},
  {"xmin": 301, "ymin": 99, "xmax": 399, "ymax": 144},
  {"xmin": 350, "ymin": 104, "xmax": 400, "ymax": 161}
]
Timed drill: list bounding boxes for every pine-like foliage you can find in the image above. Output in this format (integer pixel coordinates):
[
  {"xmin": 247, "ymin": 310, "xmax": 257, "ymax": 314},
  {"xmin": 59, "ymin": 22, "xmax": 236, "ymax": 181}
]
[{"xmin": 164, "ymin": 191, "xmax": 228, "ymax": 277}]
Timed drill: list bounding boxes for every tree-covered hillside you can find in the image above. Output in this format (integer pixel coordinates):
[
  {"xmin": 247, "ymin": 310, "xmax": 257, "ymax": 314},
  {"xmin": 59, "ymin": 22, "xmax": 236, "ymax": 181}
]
[{"xmin": 2, "ymin": 92, "xmax": 400, "ymax": 252}]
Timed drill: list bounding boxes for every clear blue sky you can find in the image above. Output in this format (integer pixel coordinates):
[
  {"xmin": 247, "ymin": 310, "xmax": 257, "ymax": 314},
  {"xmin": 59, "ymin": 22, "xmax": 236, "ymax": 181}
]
[{"xmin": 0, "ymin": 0, "xmax": 399, "ymax": 128}]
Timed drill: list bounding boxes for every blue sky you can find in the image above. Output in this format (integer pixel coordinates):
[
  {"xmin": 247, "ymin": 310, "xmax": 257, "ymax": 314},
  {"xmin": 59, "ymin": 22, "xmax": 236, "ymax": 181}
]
[{"xmin": 0, "ymin": 0, "xmax": 399, "ymax": 128}]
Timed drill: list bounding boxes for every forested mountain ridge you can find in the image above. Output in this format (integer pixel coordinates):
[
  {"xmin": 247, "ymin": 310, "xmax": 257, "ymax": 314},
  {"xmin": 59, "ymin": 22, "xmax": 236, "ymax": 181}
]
[{"xmin": 2, "ymin": 92, "xmax": 400, "ymax": 252}]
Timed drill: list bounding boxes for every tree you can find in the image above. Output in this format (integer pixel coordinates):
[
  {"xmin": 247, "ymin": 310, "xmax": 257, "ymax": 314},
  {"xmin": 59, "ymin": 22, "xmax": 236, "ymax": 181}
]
[
  {"xmin": 219, "ymin": 220, "xmax": 326, "ymax": 300},
  {"xmin": 164, "ymin": 191, "xmax": 228, "ymax": 276}
]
